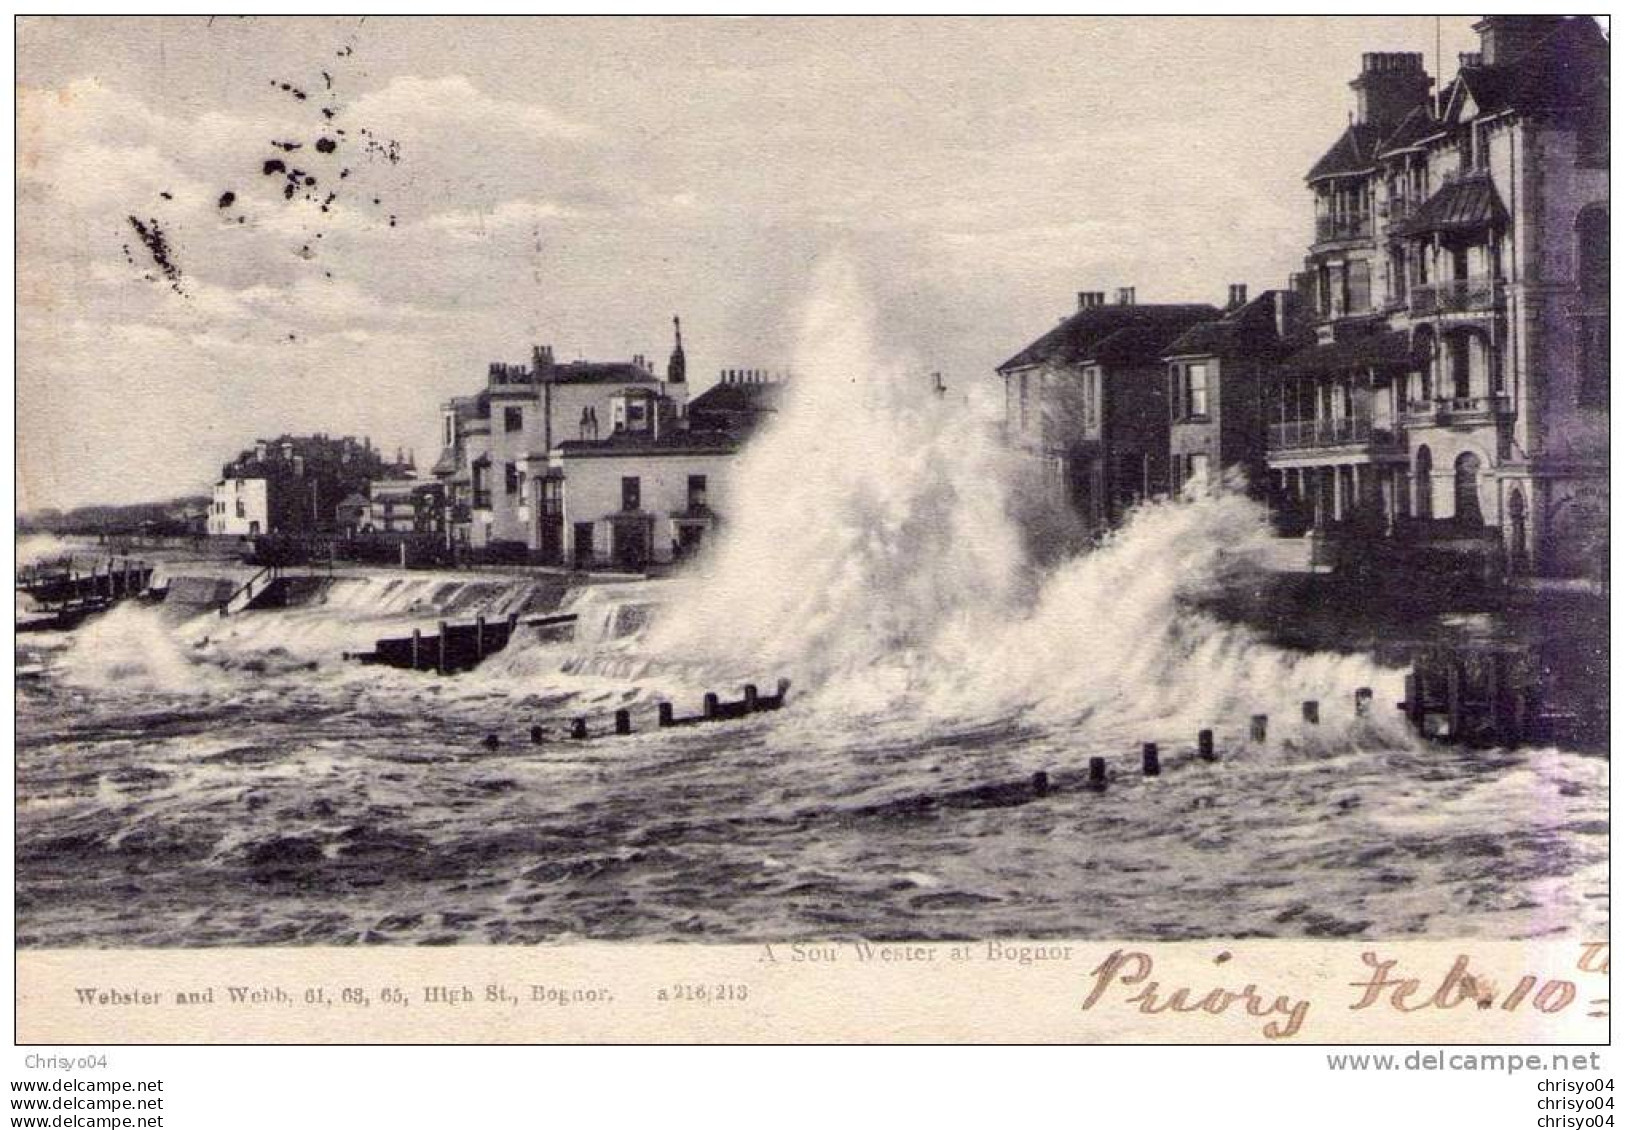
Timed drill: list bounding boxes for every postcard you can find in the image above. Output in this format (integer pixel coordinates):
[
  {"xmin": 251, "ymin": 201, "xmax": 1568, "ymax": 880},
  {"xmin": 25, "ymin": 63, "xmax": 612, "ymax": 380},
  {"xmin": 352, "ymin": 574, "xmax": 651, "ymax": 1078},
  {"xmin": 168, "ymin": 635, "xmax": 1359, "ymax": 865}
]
[{"xmin": 14, "ymin": 14, "xmax": 1609, "ymax": 1048}]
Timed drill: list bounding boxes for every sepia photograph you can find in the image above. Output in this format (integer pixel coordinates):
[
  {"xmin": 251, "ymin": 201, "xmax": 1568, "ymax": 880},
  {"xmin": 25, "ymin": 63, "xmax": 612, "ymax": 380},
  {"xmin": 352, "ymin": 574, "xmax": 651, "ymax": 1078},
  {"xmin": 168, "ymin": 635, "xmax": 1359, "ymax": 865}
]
[{"xmin": 11, "ymin": 11, "xmax": 1610, "ymax": 1067}]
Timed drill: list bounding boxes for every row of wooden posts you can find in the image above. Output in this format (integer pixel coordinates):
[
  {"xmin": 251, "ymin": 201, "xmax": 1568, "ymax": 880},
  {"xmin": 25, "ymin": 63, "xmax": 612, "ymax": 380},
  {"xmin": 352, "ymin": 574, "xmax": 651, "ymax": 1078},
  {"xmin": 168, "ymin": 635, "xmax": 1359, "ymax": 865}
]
[
  {"xmin": 482, "ymin": 679, "xmax": 792, "ymax": 749},
  {"xmin": 16, "ymin": 557, "xmax": 154, "ymax": 608}
]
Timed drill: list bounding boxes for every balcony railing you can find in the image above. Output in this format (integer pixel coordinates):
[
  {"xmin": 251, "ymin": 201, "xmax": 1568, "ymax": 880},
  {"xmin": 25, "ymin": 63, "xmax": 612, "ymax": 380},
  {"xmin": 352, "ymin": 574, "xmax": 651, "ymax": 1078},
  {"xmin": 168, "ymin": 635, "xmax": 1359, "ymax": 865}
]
[
  {"xmin": 1409, "ymin": 276, "xmax": 1502, "ymax": 316},
  {"xmin": 1267, "ymin": 415, "xmax": 1399, "ymax": 452},
  {"xmin": 1314, "ymin": 213, "xmax": 1373, "ymax": 243},
  {"xmin": 1378, "ymin": 197, "xmax": 1417, "ymax": 224},
  {"xmin": 1403, "ymin": 395, "xmax": 1512, "ymax": 425}
]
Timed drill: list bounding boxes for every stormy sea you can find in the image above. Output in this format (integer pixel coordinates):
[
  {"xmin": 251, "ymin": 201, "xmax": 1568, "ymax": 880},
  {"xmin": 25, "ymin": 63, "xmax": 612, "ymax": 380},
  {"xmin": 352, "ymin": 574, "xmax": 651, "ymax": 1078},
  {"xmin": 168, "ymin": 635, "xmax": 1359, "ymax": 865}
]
[{"xmin": 15, "ymin": 263, "xmax": 1608, "ymax": 947}]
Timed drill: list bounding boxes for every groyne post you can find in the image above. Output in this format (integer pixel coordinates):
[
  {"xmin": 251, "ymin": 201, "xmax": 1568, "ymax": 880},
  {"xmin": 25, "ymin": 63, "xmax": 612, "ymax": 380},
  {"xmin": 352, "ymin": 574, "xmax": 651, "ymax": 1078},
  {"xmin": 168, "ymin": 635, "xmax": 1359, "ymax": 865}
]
[
  {"xmin": 1032, "ymin": 771, "xmax": 1050, "ymax": 797},
  {"xmin": 1355, "ymin": 687, "xmax": 1373, "ymax": 716},
  {"xmin": 1198, "ymin": 729, "xmax": 1215, "ymax": 761},
  {"xmin": 658, "ymin": 703, "xmax": 674, "ymax": 728},
  {"xmin": 411, "ymin": 629, "xmax": 423, "ymax": 671},
  {"xmin": 1088, "ymin": 756, "xmax": 1107, "ymax": 791},
  {"xmin": 1141, "ymin": 742, "xmax": 1160, "ymax": 777},
  {"xmin": 530, "ymin": 725, "xmax": 545, "ymax": 745},
  {"xmin": 744, "ymin": 684, "xmax": 759, "ymax": 712},
  {"xmin": 437, "ymin": 621, "xmax": 449, "ymax": 675},
  {"xmin": 476, "ymin": 615, "xmax": 487, "ymax": 661},
  {"xmin": 615, "ymin": 708, "xmax": 632, "ymax": 735},
  {"xmin": 1302, "ymin": 700, "xmax": 1320, "ymax": 726},
  {"xmin": 703, "ymin": 692, "xmax": 719, "ymax": 720},
  {"xmin": 1250, "ymin": 714, "xmax": 1269, "ymax": 743},
  {"xmin": 1445, "ymin": 659, "xmax": 1464, "ymax": 738},
  {"xmin": 571, "ymin": 718, "xmax": 588, "ymax": 740},
  {"xmin": 1402, "ymin": 673, "xmax": 1423, "ymax": 732}
]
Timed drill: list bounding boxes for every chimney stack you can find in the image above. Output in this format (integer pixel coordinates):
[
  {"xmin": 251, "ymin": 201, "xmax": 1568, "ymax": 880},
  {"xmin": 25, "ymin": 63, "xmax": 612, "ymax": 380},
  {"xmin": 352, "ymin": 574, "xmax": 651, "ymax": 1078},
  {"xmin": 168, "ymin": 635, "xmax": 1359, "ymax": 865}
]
[
  {"xmin": 1116, "ymin": 286, "xmax": 1136, "ymax": 306},
  {"xmin": 1077, "ymin": 291, "xmax": 1105, "ymax": 310},
  {"xmin": 1349, "ymin": 51, "xmax": 1431, "ymax": 130},
  {"xmin": 1227, "ymin": 283, "xmax": 1248, "ymax": 310}
]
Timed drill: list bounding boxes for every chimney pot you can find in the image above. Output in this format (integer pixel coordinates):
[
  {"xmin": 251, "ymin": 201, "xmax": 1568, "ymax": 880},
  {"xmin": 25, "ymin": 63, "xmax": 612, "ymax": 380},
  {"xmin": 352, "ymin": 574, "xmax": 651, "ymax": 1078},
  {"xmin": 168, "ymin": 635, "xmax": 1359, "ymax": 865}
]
[{"xmin": 1117, "ymin": 286, "xmax": 1136, "ymax": 306}]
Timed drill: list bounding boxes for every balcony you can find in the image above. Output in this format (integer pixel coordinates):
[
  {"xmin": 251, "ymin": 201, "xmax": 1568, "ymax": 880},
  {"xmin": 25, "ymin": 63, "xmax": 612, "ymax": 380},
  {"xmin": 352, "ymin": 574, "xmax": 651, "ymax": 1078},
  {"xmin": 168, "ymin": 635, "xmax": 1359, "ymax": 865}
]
[
  {"xmin": 1378, "ymin": 197, "xmax": 1417, "ymax": 225},
  {"xmin": 1409, "ymin": 276, "xmax": 1503, "ymax": 316},
  {"xmin": 1314, "ymin": 213, "xmax": 1373, "ymax": 244},
  {"xmin": 1402, "ymin": 395, "xmax": 1512, "ymax": 428},
  {"xmin": 1267, "ymin": 414, "xmax": 1400, "ymax": 454}
]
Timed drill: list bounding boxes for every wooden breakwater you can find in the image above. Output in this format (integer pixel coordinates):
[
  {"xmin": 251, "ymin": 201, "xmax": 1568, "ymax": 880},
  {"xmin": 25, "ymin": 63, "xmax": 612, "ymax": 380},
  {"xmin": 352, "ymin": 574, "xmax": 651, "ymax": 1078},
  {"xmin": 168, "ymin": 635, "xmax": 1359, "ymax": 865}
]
[
  {"xmin": 346, "ymin": 612, "xmax": 578, "ymax": 675},
  {"xmin": 16, "ymin": 556, "xmax": 156, "ymax": 630},
  {"xmin": 476, "ymin": 680, "xmax": 794, "ymax": 749},
  {"xmin": 1394, "ymin": 644, "xmax": 1595, "ymax": 749}
]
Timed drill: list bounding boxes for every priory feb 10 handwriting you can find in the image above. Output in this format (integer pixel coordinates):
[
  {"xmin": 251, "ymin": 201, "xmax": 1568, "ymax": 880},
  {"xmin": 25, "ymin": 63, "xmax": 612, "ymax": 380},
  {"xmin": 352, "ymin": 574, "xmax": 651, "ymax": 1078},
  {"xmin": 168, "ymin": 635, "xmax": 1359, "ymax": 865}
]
[{"xmin": 1079, "ymin": 943, "xmax": 1607, "ymax": 1040}]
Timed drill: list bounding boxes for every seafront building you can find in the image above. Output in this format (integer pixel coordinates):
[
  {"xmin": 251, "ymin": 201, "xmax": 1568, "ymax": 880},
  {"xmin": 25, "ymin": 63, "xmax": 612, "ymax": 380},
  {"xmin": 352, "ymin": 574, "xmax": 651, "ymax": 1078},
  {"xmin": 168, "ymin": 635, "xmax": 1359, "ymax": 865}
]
[
  {"xmin": 997, "ymin": 288, "xmax": 1217, "ymax": 534},
  {"xmin": 431, "ymin": 319, "xmax": 783, "ymax": 568},
  {"xmin": 1267, "ymin": 16, "xmax": 1608, "ymax": 576},
  {"xmin": 208, "ymin": 434, "xmax": 410, "ymax": 538},
  {"xmin": 997, "ymin": 15, "xmax": 1608, "ymax": 579}
]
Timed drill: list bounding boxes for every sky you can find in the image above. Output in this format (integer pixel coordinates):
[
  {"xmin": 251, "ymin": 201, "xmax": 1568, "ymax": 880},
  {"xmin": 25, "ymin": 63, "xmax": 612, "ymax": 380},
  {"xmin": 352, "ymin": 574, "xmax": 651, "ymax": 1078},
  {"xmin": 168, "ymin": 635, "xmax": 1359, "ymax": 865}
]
[{"xmin": 15, "ymin": 15, "xmax": 1488, "ymax": 512}]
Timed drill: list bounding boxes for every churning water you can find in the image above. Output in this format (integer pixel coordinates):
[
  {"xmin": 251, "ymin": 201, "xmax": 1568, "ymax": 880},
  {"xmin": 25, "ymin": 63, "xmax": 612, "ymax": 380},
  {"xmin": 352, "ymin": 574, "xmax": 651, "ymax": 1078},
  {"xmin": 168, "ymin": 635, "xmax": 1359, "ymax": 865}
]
[{"xmin": 14, "ymin": 262, "xmax": 1607, "ymax": 946}]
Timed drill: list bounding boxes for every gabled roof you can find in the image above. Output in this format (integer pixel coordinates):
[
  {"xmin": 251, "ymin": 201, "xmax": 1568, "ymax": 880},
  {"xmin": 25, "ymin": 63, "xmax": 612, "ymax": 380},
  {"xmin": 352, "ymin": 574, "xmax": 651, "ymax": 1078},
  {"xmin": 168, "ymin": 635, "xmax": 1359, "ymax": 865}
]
[
  {"xmin": 998, "ymin": 303, "xmax": 1218, "ymax": 372},
  {"xmin": 1307, "ymin": 123, "xmax": 1383, "ymax": 182},
  {"xmin": 1398, "ymin": 171, "xmax": 1507, "ymax": 235},
  {"xmin": 1446, "ymin": 18, "xmax": 1609, "ymax": 122},
  {"xmin": 1278, "ymin": 330, "xmax": 1414, "ymax": 378},
  {"xmin": 1376, "ymin": 104, "xmax": 1439, "ymax": 156},
  {"xmin": 1164, "ymin": 291, "xmax": 1306, "ymax": 358}
]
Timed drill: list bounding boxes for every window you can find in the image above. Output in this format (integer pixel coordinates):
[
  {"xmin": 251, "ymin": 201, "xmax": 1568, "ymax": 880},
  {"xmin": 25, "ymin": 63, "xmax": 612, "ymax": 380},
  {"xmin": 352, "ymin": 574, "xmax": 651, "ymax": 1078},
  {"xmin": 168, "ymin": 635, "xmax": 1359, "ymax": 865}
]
[
  {"xmin": 235, "ymin": 499, "xmax": 246, "ymax": 519},
  {"xmin": 621, "ymin": 476, "xmax": 641, "ymax": 512},
  {"xmin": 505, "ymin": 406, "xmax": 523, "ymax": 433},
  {"xmin": 1018, "ymin": 372, "xmax": 1029, "ymax": 431},
  {"xmin": 1577, "ymin": 206, "xmax": 1609, "ymax": 409},
  {"xmin": 445, "ymin": 417, "xmax": 454, "ymax": 447},
  {"xmin": 505, "ymin": 462, "xmax": 520, "ymax": 495},
  {"xmin": 687, "ymin": 474, "xmax": 708, "ymax": 510},
  {"xmin": 1179, "ymin": 363, "xmax": 1209, "ymax": 419}
]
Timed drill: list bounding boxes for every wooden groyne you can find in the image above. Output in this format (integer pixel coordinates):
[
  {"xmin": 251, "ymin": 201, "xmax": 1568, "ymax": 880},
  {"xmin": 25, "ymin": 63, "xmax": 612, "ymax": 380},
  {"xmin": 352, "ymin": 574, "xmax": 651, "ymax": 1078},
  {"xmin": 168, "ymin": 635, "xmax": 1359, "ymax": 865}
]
[
  {"xmin": 16, "ymin": 556, "xmax": 156, "ymax": 630},
  {"xmin": 1395, "ymin": 645, "xmax": 1563, "ymax": 748},
  {"xmin": 478, "ymin": 680, "xmax": 793, "ymax": 749},
  {"xmin": 346, "ymin": 612, "xmax": 578, "ymax": 674}
]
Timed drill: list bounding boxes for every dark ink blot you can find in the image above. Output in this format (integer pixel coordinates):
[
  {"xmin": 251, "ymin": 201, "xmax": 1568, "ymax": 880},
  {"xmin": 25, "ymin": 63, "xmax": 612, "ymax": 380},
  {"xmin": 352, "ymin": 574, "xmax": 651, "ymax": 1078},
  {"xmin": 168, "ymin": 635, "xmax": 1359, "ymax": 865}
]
[
  {"xmin": 271, "ymin": 140, "xmax": 303, "ymax": 152},
  {"xmin": 159, "ymin": 191, "xmax": 173, "ymax": 201},
  {"xmin": 315, "ymin": 137, "xmax": 337, "ymax": 154},
  {"xmin": 125, "ymin": 215, "xmax": 185, "ymax": 295},
  {"xmin": 263, "ymin": 159, "xmax": 286, "ymax": 176},
  {"xmin": 217, "ymin": 191, "xmax": 236, "ymax": 209}
]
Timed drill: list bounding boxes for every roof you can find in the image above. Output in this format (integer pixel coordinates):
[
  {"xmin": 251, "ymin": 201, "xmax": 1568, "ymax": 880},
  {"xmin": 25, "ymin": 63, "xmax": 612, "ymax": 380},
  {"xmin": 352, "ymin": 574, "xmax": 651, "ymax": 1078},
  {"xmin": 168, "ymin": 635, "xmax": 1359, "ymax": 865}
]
[
  {"xmin": 556, "ymin": 429, "xmax": 740, "ymax": 459},
  {"xmin": 1398, "ymin": 172, "xmax": 1507, "ymax": 235},
  {"xmin": 545, "ymin": 361, "xmax": 658, "ymax": 385},
  {"xmin": 1307, "ymin": 123, "xmax": 1383, "ymax": 182},
  {"xmin": 1164, "ymin": 291, "xmax": 1300, "ymax": 357},
  {"xmin": 1448, "ymin": 19, "xmax": 1609, "ymax": 121},
  {"xmin": 687, "ymin": 380, "xmax": 786, "ymax": 416},
  {"xmin": 1376, "ymin": 104, "xmax": 1439, "ymax": 156},
  {"xmin": 1278, "ymin": 331, "xmax": 1414, "ymax": 378},
  {"xmin": 998, "ymin": 303, "xmax": 1219, "ymax": 372}
]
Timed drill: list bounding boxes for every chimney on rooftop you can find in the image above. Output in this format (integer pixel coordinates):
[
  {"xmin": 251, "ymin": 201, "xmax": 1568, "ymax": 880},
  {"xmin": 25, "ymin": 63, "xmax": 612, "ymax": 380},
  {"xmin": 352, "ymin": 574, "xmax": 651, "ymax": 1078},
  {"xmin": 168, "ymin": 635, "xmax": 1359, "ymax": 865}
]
[
  {"xmin": 1349, "ymin": 52, "xmax": 1431, "ymax": 131},
  {"xmin": 1077, "ymin": 291, "xmax": 1105, "ymax": 310},
  {"xmin": 1472, "ymin": 16, "xmax": 1567, "ymax": 68},
  {"xmin": 1227, "ymin": 283, "xmax": 1248, "ymax": 311},
  {"xmin": 1116, "ymin": 287, "xmax": 1136, "ymax": 306}
]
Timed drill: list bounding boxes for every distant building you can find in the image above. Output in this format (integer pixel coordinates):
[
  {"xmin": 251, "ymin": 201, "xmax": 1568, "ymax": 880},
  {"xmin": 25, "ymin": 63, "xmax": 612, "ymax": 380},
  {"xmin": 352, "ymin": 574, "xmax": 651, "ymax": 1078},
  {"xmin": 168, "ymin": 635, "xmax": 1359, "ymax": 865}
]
[
  {"xmin": 997, "ymin": 289, "xmax": 1218, "ymax": 533},
  {"xmin": 432, "ymin": 320, "xmax": 688, "ymax": 553},
  {"xmin": 208, "ymin": 434, "xmax": 410, "ymax": 538},
  {"xmin": 1268, "ymin": 18, "xmax": 1609, "ymax": 575}
]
